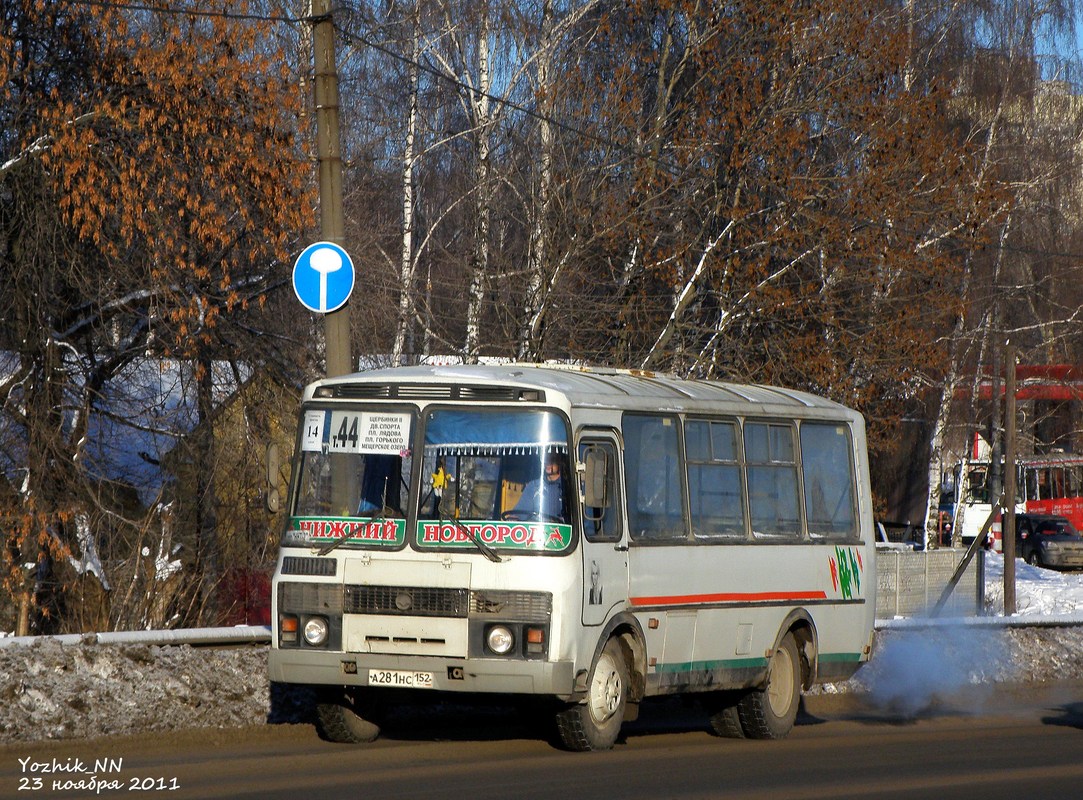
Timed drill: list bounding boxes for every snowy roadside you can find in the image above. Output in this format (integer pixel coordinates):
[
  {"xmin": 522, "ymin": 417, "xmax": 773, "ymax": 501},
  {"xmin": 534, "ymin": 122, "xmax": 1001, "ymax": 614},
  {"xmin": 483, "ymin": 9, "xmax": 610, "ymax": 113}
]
[{"xmin": 3, "ymin": 553, "xmax": 1083, "ymax": 744}]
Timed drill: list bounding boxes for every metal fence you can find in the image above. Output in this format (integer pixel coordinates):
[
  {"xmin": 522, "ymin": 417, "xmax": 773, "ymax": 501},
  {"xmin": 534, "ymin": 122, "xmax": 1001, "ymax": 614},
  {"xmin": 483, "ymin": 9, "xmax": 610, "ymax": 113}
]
[
  {"xmin": 0, "ymin": 624, "xmax": 271, "ymax": 649},
  {"xmin": 876, "ymin": 548, "xmax": 984, "ymax": 619}
]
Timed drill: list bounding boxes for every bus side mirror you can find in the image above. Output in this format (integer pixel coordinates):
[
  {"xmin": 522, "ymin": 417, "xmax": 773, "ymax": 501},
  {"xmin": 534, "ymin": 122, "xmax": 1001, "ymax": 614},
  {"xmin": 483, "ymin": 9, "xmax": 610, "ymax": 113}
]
[{"xmin": 583, "ymin": 449, "xmax": 610, "ymax": 509}]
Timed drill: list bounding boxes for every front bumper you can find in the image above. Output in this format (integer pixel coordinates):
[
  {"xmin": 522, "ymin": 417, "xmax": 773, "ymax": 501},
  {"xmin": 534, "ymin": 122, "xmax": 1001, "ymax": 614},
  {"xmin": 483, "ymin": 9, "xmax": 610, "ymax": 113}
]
[
  {"xmin": 1041, "ymin": 547, "xmax": 1083, "ymax": 569},
  {"xmin": 269, "ymin": 647, "xmax": 578, "ymax": 699}
]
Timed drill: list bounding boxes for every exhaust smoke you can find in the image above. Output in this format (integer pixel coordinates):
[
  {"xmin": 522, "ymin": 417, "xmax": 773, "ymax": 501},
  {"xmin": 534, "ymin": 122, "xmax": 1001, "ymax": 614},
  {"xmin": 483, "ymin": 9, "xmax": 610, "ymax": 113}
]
[{"xmin": 858, "ymin": 625, "xmax": 1012, "ymax": 718}]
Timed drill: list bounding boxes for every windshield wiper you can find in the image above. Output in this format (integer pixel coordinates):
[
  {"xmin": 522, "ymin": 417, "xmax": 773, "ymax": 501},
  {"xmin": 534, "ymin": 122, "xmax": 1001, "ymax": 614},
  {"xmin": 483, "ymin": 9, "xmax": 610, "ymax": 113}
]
[
  {"xmin": 441, "ymin": 515, "xmax": 503, "ymax": 563},
  {"xmin": 316, "ymin": 509, "xmax": 386, "ymax": 556}
]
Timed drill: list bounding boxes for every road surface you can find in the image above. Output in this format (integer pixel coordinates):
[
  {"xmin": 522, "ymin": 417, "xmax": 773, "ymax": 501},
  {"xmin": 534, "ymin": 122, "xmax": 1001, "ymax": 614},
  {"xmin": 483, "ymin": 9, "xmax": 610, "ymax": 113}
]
[{"xmin": 4, "ymin": 684, "xmax": 1083, "ymax": 800}]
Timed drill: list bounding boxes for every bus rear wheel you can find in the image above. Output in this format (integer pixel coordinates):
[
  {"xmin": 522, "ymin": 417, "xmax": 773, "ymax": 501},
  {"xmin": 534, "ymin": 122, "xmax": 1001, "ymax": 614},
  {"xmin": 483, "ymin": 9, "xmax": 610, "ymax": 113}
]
[
  {"xmin": 315, "ymin": 687, "xmax": 381, "ymax": 743},
  {"xmin": 555, "ymin": 638, "xmax": 628, "ymax": 751},
  {"xmin": 704, "ymin": 691, "xmax": 747, "ymax": 738},
  {"xmin": 737, "ymin": 633, "xmax": 801, "ymax": 740}
]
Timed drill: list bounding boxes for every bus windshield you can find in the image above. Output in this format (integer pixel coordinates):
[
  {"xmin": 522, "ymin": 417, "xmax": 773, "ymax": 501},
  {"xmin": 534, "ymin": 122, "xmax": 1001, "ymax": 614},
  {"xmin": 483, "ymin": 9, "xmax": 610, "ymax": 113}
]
[
  {"xmin": 286, "ymin": 408, "xmax": 415, "ymax": 550},
  {"xmin": 416, "ymin": 408, "xmax": 573, "ymax": 553}
]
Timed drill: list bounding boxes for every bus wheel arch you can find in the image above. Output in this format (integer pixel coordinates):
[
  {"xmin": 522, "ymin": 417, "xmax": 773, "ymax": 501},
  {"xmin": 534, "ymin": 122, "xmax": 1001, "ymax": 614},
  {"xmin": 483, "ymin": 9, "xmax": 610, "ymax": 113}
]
[
  {"xmin": 556, "ymin": 617, "xmax": 644, "ymax": 751},
  {"xmin": 782, "ymin": 612, "xmax": 818, "ymax": 690},
  {"xmin": 762, "ymin": 610, "xmax": 817, "ymax": 688},
  {"xmin": 736, "ymin": 614, "xmax": 817, "ymax": 740},
  {"xmin": 588, "ymin": 613, "xmax": 647, "ymax": 707}
]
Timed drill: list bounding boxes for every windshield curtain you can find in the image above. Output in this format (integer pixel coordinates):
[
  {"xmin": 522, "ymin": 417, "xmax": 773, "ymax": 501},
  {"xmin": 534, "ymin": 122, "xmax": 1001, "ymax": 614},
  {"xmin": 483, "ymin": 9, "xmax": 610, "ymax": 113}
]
[{"xmin": 423, "ymin": 409, "xmax": 567, "ymax": 455}]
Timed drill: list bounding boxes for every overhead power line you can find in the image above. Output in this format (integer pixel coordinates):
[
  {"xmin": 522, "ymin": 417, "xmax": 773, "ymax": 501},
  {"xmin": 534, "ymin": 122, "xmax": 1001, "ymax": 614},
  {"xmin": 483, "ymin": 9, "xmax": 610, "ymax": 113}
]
[
  {"xmin": 55, "ymin": 0, "xmax": 681, "ymax": 174},
  {"xmin": 331, "ymin": 22, "xmax": 683, "ymax": 175},
  {"xmin": 56, "ymin": 0, "xmax": 308, "ymax": 24}
]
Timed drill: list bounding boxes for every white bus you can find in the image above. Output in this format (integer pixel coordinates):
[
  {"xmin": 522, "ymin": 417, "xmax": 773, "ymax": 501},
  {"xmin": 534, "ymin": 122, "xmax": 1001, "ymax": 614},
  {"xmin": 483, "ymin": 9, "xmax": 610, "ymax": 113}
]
[{"xmin": 269, "ymin": 364, "xmax": 876, "ymax": 750}]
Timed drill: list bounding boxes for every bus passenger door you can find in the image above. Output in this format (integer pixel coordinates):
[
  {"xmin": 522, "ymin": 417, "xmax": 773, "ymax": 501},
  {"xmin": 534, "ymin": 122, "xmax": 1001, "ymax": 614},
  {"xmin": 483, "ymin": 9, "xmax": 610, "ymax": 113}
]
[{"xmin": 578, "ymin": 433, "xmax": 628, "ymax": 627}]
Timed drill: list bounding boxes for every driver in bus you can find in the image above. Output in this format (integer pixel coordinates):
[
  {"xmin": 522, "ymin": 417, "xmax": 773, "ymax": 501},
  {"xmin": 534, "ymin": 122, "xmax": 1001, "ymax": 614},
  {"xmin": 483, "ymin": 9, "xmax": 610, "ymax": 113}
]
[{"xmin": 512, "ymin": 451, "xmax": 567, "ymax": 522}]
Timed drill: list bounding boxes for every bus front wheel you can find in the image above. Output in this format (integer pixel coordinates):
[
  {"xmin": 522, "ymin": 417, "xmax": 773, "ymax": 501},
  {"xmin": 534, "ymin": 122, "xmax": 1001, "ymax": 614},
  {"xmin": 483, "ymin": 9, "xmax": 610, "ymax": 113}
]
[
  {"xmin": 315, "ymin": 687, "xmax": 381, "ymax": 744},
  {"xmin": 555, "ymin": 638, "xmax": 628, "ymax": 751},
  {"xmin": 737, "ymin": 633, "xmax": 801, "ymax": 739}
]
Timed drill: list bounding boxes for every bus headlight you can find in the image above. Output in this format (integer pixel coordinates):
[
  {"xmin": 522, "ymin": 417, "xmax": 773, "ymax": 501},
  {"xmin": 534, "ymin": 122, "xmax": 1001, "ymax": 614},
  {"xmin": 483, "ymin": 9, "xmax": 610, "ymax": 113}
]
[
  {"xmin": 303, "ymin": 616, "xmax": 329, "ymax": 646},
  {"xmin": 486, "ymin": 625, "xmax": 515, "ymax": 655}
]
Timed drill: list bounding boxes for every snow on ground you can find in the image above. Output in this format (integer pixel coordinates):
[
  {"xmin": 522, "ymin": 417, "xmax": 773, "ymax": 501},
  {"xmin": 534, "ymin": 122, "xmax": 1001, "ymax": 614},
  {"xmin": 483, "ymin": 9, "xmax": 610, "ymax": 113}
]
[
  {"xmin": 3, "ymin": 555, "xmax": 1083, "ymax": 744},
  {"xmin": 983, "ymin": 551, "xmax": 1083, "ymax": 618}
]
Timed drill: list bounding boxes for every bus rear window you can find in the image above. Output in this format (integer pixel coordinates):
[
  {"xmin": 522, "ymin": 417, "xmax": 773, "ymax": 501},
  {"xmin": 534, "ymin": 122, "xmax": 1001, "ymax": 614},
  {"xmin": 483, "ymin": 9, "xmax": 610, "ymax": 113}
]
[{"xmin": 800, "ymin": 422, "xmax": 857, "ymax": 540}]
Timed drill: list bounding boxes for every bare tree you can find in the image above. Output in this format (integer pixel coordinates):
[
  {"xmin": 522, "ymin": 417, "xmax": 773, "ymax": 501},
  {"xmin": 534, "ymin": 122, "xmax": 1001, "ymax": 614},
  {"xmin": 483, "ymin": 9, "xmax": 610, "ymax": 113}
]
[
  {"xmin": 0, "ymin": 1, "xmax": 312, "ymax": 631},
  {"xmin": 916, "ymin": 0, "xmax": 1083, "ymax": 542}
]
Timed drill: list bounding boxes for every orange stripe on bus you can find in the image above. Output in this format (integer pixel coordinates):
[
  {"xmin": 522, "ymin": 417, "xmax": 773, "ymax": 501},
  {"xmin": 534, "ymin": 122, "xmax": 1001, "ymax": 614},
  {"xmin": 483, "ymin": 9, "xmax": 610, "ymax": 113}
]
[{"xmin": 630, "ymin": 591, "xmax": 829, "ymax": 606}]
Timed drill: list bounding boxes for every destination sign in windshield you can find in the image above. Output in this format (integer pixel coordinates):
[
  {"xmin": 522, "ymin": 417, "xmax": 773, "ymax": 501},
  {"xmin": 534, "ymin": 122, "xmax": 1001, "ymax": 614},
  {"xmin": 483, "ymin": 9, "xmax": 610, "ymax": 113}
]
[{"xmin": 301, "ymin": 410, "xmax": 411, "ymax": 455}]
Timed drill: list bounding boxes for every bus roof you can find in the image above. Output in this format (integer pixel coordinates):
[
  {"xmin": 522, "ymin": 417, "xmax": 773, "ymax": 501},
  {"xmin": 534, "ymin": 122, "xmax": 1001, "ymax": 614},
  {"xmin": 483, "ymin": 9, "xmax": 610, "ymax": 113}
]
[{"xmin": 307, "ymin": 363, "xmax": 860, "ymax": 419}]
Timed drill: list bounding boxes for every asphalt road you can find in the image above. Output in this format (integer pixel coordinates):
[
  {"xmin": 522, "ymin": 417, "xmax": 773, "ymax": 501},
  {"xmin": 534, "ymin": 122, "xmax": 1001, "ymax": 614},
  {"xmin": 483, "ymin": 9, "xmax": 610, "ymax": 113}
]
[{"xmin": 4, "ymin": 684, "xmax": 1083, "ymax": 800}]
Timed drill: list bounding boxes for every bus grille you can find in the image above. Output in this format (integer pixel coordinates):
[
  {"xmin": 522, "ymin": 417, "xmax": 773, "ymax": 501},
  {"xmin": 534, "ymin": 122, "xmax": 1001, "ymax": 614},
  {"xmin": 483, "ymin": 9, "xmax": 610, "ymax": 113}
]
[
  {"xmin": 342, "ymin": 586, "xmax": 552, "ymax": 621},
  {"xmin": 328, "ymin": 384, "xmax": 540, "ymax": 402},
  {"xmin": 281, "ymin": 556, "xmax": 337, "ymax": 576},
  {"xmin": 279, "ymin": 581, "xmax": 343, "ymax": 614},
  {"xmin": 344, "ymin": 585, "xmax": 469, "ymax": 617},
  {"xmin": 470, "ymin": 590, "xmax": 552, "ymax": 621}
]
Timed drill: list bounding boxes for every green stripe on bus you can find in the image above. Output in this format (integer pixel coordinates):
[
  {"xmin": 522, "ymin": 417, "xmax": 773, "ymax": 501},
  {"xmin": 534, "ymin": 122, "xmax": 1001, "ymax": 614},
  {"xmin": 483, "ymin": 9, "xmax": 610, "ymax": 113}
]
[
  {"xmin": 817, "ymin": 652, "xmax": 864, "ymax": 663},
  {"xmin": 653, "ymin": 657, "xmax": 767, "ymax": 674},
  {"xmin": 653, "ymin": 652, "xmax": 863, "ymax": 673}
]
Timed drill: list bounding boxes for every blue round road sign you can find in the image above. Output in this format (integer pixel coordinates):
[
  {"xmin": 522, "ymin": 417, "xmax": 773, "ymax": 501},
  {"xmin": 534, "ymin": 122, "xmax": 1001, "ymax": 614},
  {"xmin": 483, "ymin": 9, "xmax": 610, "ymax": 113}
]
[{"xmin": 293, "ymin": 242, "xmax": 355, "ymax": 314}]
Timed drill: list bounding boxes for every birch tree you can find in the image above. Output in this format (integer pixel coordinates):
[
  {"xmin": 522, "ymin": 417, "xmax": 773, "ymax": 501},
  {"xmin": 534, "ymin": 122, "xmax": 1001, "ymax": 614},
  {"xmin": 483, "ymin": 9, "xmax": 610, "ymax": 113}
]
[
  {"xmin": 566, "ymin": 0, "xmax": 990, "ymax": 415},
  {"xmin": 915, "ymin": 0, "xmax": 1082, "ymax": 543}
]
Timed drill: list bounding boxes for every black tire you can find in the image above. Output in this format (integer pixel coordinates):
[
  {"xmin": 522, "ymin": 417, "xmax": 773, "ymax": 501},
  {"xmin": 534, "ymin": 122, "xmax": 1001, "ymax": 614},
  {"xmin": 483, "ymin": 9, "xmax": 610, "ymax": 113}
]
[
  {"xmin": 737, "ymin": 633, "xmax": 801, "ymax": 740},
  {"xmin": 315, "ymin": 688, "xmax": 382, "ymax": 744},
  {"xmin": 1026, "ymin": 551, "xmax": 1040, "ymax": 567},
  {"xmin": 555, "ymin": 638, "xmax": 628, "ymax": 751},
  {"xmin": 704, "ymin": 691, "xmax": 747, "ymax": 739}
]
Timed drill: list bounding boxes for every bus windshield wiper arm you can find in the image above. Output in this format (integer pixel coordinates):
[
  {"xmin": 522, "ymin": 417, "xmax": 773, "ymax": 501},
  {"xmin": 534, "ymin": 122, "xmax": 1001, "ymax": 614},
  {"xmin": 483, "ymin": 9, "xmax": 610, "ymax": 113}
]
[
  {"xmin": 442, "ymin": 516, "xmax": 503, "ymax": 563},
  {"xmin": 316, "ymin": 509, "xmax": 386, "ymax": 556}
]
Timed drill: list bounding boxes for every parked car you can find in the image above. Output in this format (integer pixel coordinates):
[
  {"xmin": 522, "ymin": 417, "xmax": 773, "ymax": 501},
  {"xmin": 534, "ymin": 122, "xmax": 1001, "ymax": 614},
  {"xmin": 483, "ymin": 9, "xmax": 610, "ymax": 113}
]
[
  {"xmin": 1014, "ymin": 514, "xmax": 1083, "ymax": 570},
  {"xmin": 875, "ymin": 520, "xmax": 925, "ymax": 551},
  {"xmin": 875, "ymin": 521, "xmax": 922, "ymax": 552}
]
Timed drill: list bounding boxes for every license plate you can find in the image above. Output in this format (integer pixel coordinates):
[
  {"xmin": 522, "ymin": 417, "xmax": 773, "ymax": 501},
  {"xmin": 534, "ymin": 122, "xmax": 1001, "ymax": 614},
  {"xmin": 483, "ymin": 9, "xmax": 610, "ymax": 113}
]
[{"xmin": 367, "ymin": 669, "xmax": 434, "ymax": 688}]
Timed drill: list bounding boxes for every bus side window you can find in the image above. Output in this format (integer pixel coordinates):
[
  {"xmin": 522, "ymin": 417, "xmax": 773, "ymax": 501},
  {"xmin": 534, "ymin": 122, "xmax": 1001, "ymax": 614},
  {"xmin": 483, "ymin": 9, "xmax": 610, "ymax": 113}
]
[
  {"xmin": 745, "ymin": 422, "xmax": 801, "ymax": 539},
  {"xmin": 686, "ymin": 419, "xmax": 746, "ymax": 540},
  {"xmin": 1026, "ymin": 468, "xmax": 1038, "ymax": 503},
  {"xmin": 623, "ymin": 415, "xmax": 687, "ymax": 541},
  {"xmin": 967, "ymin": 468, "xmax": 989, "ymax": 503},
  {"xmin": 579, "ymin": 440, "xmax": 622, "ymax": 543},
  {"xmin": 1037, "ymin": 469, "xmax": 1051, "ymax": 500},
  {"xmin": 1053, "ymin": 468, "xmax": 1066, "ymax": 499}
]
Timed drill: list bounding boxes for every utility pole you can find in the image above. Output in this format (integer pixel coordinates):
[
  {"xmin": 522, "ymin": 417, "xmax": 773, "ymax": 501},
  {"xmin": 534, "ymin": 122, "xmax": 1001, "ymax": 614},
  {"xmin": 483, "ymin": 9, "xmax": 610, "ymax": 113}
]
[
  {"xmin": 1004, "ymin": 343, "xmax": 1017, "ymax": 615},
  {"xmin": 311, "ymin": 0, "xmax": 352, "ymax": 378}
]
